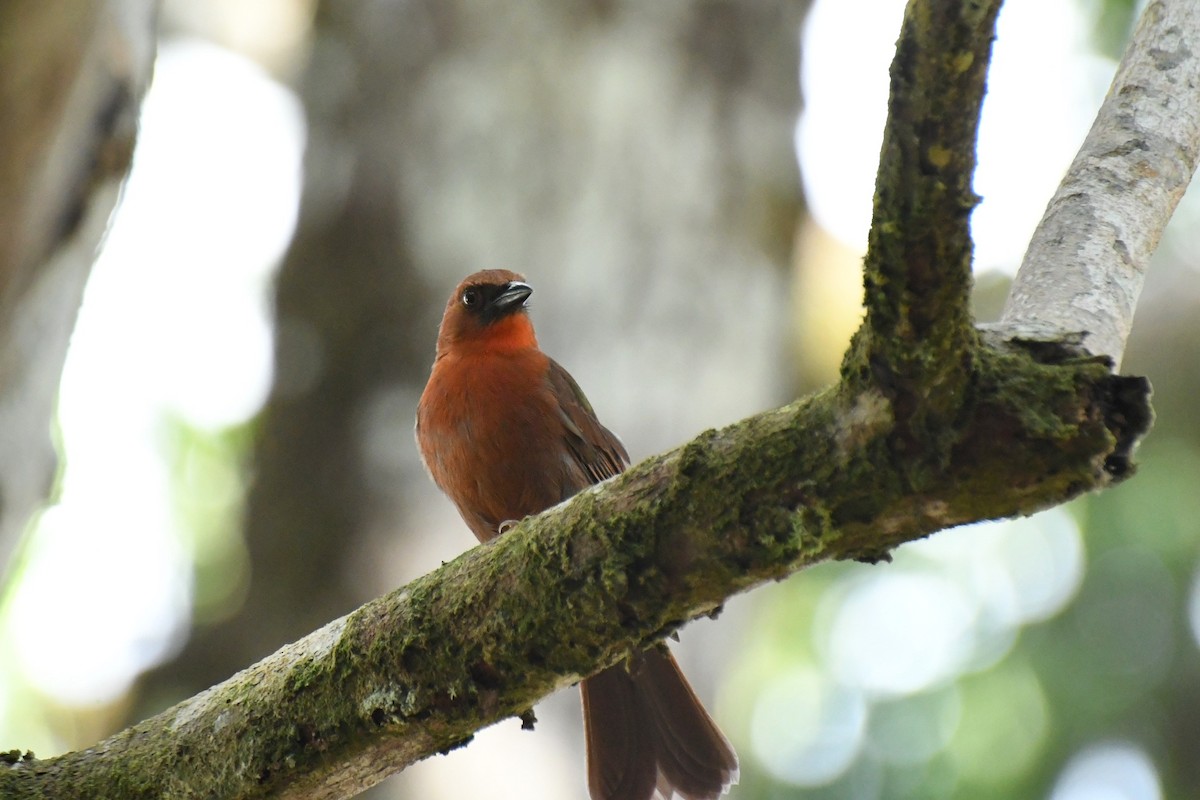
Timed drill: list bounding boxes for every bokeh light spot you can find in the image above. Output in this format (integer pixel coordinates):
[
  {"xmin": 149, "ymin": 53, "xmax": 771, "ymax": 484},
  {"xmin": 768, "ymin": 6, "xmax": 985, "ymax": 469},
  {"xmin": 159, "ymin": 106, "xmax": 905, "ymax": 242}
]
[
  {"xmin": 949, "ymin": 662, "xmax": 1048, "ymax": 784},
  {"xmin": 1050, "ymin": 742, "xmax": 1162, "ymax": 800},
  {"xmin": 9, "ymin": 504, "xmax": 187, "ymax": 704},
  {"xmin": 749, "ymin": 666, "xmax": 867, "ymax": 786},
  {"xmin": 1188, "ymin": 564, "xmax": 1200, "ymax": 650},
  {"xmin": 865, "ymin": 687, "xmax": 962, "ymax": 766},
  {"xmin": 911, "ymin": 509, "xmax": 1085, "ymax": 630},
  {"xmin": 798, "ymin": 0, "xmax": 1105, "ymax": 272},
  {"xmin": 819, "ymin": 571, "xmax": 976, "ymax": 696}
]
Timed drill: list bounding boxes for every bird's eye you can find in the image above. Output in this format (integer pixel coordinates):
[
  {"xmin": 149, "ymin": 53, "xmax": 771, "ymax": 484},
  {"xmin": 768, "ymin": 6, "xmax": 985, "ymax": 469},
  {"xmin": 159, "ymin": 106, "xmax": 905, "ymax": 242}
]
[{"xmin": 461, "ymin": 288, "xmax": 480, "ymax": 308}]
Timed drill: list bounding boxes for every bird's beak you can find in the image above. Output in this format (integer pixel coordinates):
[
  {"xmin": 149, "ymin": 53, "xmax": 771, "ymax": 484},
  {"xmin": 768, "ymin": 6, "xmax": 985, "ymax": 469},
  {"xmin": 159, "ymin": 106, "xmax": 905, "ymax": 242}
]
[{"xmin": 490, "ymin": 281, "xmax": 533, "ymax": 314}]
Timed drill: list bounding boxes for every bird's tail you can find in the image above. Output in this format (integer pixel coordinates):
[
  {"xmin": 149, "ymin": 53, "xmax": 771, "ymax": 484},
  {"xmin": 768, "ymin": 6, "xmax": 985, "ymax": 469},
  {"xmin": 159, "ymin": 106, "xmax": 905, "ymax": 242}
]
[{"xmin": 581, "ymin": 648, "xmax": 738, "ymax": 800}]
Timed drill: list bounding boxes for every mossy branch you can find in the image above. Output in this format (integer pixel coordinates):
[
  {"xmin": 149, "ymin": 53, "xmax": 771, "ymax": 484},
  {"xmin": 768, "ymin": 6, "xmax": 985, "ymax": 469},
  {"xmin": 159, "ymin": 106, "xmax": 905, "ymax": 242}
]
[
  {"xmin": 0, "ymin": 343, "xmax": 1151, "ymax": 800},
  {"xmin": 844, "ymin": 0, "xmax": 1003, "ymax": 496},
  {"xmin": 852, "ymin": 0, "xmax": 1001, "ymax": 393},
  {"xmin": 0, "ymin": 0, "xmax": 1173, "ymax": 798}
]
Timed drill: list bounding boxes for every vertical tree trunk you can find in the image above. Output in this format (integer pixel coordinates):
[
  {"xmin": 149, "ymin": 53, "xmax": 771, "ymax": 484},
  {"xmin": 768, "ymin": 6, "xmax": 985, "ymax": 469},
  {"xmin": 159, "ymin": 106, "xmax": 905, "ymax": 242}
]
[{"xmin": 0, "ymin": 0, "xmax": 158, "ymax": 579}]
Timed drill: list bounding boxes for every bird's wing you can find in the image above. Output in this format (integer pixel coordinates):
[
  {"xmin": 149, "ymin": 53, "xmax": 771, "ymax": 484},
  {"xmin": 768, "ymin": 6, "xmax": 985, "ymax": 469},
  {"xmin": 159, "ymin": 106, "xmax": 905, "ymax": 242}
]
[{"xmin": 546, "ymin": 357, "xmax": 630, "ymax": 485}]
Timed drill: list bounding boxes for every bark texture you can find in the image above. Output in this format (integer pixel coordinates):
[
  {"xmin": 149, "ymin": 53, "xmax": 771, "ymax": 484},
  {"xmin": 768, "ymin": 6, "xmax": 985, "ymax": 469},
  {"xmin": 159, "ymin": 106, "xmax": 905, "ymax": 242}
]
[
  {"xmin": 1001, "ymin": 0, "xmax": 1200, "ymax": 368},
  {"xmin": 0, "ymin": 350, "xmax": 1152, "ymax": 799},
  {"xmin": 2, "ymin": 0, "xmax": 1189, "ymax": 798},
  {"xmin": 0, "ymin": 1, "xmax": 1165, "ymax": 798}
]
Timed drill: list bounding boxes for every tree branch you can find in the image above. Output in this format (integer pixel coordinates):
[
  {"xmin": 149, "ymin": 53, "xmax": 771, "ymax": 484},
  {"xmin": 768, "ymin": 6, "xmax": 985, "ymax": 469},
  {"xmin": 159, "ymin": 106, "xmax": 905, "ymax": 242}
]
[
  {"xmin": 999, "ymin": 0, "xmax": 1200, "ymax": 368},
  {"xmin": 849, "ymin": 0, "xmax": 1002, "ymax": 481},
  {"xmin": 0, "ymin": 350, "xmax": 1150, "ymax": 799},
  {"xmin": 0, "ymin": 0, "xmax": 1178, "ymax": 798}
]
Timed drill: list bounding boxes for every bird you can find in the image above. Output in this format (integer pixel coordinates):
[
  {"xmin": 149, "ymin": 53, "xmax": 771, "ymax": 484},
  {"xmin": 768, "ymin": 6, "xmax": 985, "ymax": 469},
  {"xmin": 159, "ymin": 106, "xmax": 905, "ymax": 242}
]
[{"xmin": 415, "ymin": 269, "xmax": 738, "ymax": 800}]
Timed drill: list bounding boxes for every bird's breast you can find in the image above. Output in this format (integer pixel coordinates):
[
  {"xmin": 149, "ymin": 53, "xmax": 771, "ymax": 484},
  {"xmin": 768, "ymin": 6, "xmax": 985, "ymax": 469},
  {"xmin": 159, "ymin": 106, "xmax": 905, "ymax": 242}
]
[{"xmin": 417, "ymin": 350, "xmax": 581, "ymax": 540}]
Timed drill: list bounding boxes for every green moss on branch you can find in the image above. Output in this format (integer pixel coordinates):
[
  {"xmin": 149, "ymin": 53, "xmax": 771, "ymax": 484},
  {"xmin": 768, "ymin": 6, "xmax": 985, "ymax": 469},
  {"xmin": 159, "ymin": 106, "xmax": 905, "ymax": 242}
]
[
  {"xmin": 854, "ymin": 0, "xmax": 1005, "ymax": 456},
  {"xmin": 0, "ymin": 336, "xmax": 1150, "ymax": 800}
]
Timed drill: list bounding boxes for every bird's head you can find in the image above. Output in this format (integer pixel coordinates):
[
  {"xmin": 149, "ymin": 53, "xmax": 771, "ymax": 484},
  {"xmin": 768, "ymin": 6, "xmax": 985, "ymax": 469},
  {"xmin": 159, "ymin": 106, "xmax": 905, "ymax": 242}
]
[{"xmin": 436, "ymin": 269, "xmax": 538, "ymax": 355}]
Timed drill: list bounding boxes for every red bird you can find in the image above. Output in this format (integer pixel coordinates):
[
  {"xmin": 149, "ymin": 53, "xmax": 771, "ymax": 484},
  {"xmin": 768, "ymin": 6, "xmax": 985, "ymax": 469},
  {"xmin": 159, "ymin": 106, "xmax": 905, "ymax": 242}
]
[{"xmin": 416, "ymin": 270, "xmax": 738, "ymax": 800}]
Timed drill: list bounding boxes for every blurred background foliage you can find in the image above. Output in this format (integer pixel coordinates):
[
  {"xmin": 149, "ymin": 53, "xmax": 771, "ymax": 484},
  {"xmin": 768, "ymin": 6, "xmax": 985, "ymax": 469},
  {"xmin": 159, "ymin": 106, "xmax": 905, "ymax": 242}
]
[{"xmin": 1, "ymin": 0, "xmax": 1197, "ymax": 798}]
